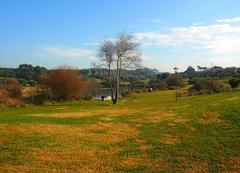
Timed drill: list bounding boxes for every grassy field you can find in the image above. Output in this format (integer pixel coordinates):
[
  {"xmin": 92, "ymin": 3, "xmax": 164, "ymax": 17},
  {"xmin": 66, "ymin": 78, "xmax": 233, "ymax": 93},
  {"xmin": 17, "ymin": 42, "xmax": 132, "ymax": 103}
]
[{"xmin": 0, "ymin": 90, "xmax": 239, "ymax": 173}]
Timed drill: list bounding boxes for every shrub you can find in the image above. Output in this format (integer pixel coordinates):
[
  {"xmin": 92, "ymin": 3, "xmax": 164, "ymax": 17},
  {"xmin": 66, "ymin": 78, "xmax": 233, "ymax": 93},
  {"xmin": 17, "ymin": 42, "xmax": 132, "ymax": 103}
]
[
  {"xmin": 40, "ymin": 67, "xmax": 85, "ymax": 101},
  {"xmin": 214, "ymin": 81, "xmax": 232, "ymax": 92},
  {"xmin": 190, "ymin": 78, "xmax": 232, "ymax": 94},
  {"xmin": 4, "ymin": 78, "xmax": 22, "ymax": 98},
  {"xmin": 188, "ymin": 89, "xmax": 198, "ymax": 96},
  {"xmin": 0, "ymin": 78, "xmax": 23, "ymax": 106},
  {"xmin": 23, "ymin": 87, "xmax": 52, "ymax": 104},
  {"xmin": 148, "ymin": 79, "xmax": 168, "ymax": 90},
  {"xmin": 229, "ymin": 78, "xmax": 240, "ymax": 89},
  {"xmin": 166, "ymin": 74, "xmax": 185, "ymax": 89},
  {"xmin": 0, "ymin": 88, "xmax": 22, "ymax": 107}
]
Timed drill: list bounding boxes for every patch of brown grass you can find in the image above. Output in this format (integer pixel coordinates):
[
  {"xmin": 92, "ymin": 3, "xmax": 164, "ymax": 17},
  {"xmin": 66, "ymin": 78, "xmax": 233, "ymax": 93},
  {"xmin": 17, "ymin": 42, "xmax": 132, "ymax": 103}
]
[
  {"xmin": 0, "ymin": 124, "xmax": 85, "ymax": 137},
  {"xmin": 0, "ymin": 122, "xmax": 139, "ymax": 146},
  {"xmin": 130, "ymin": 111, "xmax": 190, "ymax": 124},
  {"xmin": 31, "ymin": 108, "xmax": 139, "ymax": 118},
  {"xmin": 162, "ymin": 135, "xmax": 178, "ymax": 145},
  {"xmin": 225, "ymin": 157, "xmax": 240, "ymax": 173},
  {"xmin": 86, "ymin": 122, "xmax": 139, "ymax": 144},
  {"xmin": 139, "ymin": 145, "xmax": 151, "ymax": 151},
  {"xmin": 0, "ymin": 148, "xmax": 120, "ymax": 173},
  {"xmin": 99, "ymin": 117, "xmax": 113, "ymax": 121},
  {"xmin": 185, "ymin": 160, "xmax": 209, "ymax": 173},
  {"xmin": 148, "ymin": 111, "xmax": 175, "ymax": 117},
  {"xmin": 198, "ymin": 111, "xmax": 225, "ymax": 125},
  {"xmin": 119, "ymin": 154, "xmax": 167, "ymax": 171},
  {"xmin": 143, "ymin": 115, "xmax": 189, "ymax": 124}
]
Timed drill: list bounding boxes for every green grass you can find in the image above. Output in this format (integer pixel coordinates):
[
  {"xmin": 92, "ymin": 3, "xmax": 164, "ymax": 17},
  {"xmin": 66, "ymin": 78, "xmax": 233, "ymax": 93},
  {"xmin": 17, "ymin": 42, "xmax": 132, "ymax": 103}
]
[{"xmin": 0, "ymin": 90, "xmax": 239, "ymax": 172}]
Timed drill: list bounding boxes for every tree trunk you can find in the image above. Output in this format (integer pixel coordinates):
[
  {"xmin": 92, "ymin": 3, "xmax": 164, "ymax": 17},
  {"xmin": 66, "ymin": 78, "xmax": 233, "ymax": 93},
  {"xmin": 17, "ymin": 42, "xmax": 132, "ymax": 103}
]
[
  {"xmin": 113, "ymin": 58, "xmax": 120, "ymax": 105},
  {"xmin": 107, "ymin": 65, "xmax": 114, "ymax": 104}
]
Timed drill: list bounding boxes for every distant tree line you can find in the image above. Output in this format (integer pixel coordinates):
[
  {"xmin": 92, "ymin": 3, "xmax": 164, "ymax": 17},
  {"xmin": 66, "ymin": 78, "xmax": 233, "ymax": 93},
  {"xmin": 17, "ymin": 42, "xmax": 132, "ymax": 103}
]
[
  {"xmin": 0, "ymin": 64, "xmax": 159, "ymax": 85},
  {"xmin": 182, "ymin": 66, "xmax": 240, "ymax": 78}
]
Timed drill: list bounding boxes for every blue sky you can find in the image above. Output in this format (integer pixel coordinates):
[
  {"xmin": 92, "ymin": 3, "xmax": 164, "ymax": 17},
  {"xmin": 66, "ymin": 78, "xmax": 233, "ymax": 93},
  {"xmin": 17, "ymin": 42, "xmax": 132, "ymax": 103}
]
[{"xmin": 1, "ymin": 0, "xmax": 240, "ymax": 72}]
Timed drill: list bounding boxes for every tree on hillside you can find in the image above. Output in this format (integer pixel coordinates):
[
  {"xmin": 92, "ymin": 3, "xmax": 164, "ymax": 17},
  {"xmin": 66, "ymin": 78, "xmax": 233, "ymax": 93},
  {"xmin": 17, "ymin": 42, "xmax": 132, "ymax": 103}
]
[
  {"xmin": 148, "ymin": 78, "xmax": 168, "ymax": 90},
  {"xmin": 183, "ymin": 66, "xmax": 196, "ymax": 77},
  {"xmin": 98, "ymin": 32, "xmax": 141, "ymax": 104},
  {"xmin": 156, "ymin": 72, "xmax": 171, "ymax": 80},
  {"xmin": 229, "ymin": 78, "xmax": 240, "ymax": 89},
  {"xmin": 166, "ymin": 74, "xmax": 185, "ymax": 89},
  {"xmin": 40, "ymin": 67, "xmax": 85, "ymax": 101}
]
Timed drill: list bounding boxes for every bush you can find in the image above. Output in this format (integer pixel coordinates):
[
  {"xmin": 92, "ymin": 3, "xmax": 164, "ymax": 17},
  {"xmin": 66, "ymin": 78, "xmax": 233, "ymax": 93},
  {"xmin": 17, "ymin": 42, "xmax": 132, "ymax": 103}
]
[
  {"xmin": 229, "ymin": 78, "xmax": 240, "ymax": 89},
  {"xmin": 190, "ymin": 78, "xmax": 232, "ymax": 94},
  {"xmin": 214, "ymin": 81, "xmax": 232, "ymax": 92},
  {"xmin": 0, "ymin": 88, "xmax": 22, "ymax": 107},
  {"xmin": 148, "ymin": 79, "xmax": 168, "ymax": 90},
  {"xmin": 4, "ymin": 78, "xmax": 22, "ymax": 98},
  {"xmin": 166, "ymin": 74, "xmax": 185, "ymax": 89},
  {"xmin": 23, "ymin": 87, "xmax": 52, "ymax": 104},
  {"xmin": 0, "ymin": 78, "xmax": 23, "ymax": 106},
  {"xmin": 40, "ymin": 67, "xmax": 85, "ymax": 101}
]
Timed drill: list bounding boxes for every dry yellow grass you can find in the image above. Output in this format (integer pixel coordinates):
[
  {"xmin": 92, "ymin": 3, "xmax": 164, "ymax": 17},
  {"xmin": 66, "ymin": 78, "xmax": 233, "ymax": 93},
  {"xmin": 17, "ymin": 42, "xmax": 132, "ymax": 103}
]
[
  {"xmin": 30, "ymin": 109, "xmax": 140, "ymax": 118},
  {"xmin": 161, "ymin": 135, "xmax": 178, "ymax": 145},
  {"xmin": 86, "ymin": 122, "xmax": 139, "ymax": 144},
  {"xmin": 185, "ymin": 160, "xmax": 209, "ymax": 173},
  {"xmin": 0, "ymin": 148, "xmax": 119, "ymax": 172},
  {"xmin": 0, "ymin": 122, "xmax": 139, "ymax": 172},
  {"xmin": 225, "ymin": 157, "xmax": 240, "ymax": 173},
  {"xmin": 119, "ymin": 154, "xmax": 167, "ymax": 171},
  {"xmin": 198, "ymin": 111, "xmax": 225, "ymax": 124}
]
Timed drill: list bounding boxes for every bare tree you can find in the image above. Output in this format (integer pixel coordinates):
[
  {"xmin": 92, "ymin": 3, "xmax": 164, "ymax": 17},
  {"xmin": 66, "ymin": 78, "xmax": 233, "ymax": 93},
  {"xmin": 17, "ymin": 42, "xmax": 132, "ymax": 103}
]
[
  {"xmin": 98, "ymin": 32, "xmax": 141, "ymax": 104},
  {"xmin": 99, "ymin": 40, "xmax": 115, "ymax": 101}
]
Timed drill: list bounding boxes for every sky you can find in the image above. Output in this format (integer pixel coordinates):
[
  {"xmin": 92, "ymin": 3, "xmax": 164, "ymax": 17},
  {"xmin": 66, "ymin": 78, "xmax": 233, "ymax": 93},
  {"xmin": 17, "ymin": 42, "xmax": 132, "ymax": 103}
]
[{"xmin": 1, "ymin": 0, "xmax": 240, "ymax": 72}]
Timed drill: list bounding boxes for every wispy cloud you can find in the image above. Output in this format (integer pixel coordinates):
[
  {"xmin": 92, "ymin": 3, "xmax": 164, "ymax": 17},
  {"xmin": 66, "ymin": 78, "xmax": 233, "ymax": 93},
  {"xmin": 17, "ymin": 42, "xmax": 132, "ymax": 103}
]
[
  {"xmin": 216, "ymin": 17, "xmax": 240, "ymax": 23},
  {"xmin": 135, "ymin": 20, "xmax": 240, "ymax": 54},
  {"xmin": 139, "ymin": 18, "xmax": 163, "ymax": 24},
  {"xmin": 41, "ymin": 46, "xmax": 94, "ymax": 58}
]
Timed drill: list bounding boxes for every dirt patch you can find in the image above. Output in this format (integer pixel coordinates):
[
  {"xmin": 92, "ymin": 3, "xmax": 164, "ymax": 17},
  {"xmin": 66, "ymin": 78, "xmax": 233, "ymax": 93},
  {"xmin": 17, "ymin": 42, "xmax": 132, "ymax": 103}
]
[
  {"xmin": 86, "ymin": 122, "xmax": 138, "ymax": 144},
  {"xmin": 198, "ymin": 111, "xmax": 225, "ymax": 125}
]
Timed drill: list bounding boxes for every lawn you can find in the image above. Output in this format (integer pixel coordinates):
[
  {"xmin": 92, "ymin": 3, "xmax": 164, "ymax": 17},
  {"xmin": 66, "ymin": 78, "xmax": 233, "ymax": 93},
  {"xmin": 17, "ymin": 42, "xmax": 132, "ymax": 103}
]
[{"xmin": 0, "ymin": 90, "xmax": 239, "ymax": 172}]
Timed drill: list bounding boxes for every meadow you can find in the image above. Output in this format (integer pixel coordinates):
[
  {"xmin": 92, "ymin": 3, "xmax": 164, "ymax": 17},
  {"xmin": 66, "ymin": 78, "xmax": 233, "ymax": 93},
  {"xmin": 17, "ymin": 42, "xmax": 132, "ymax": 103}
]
[{"xmin": 0, "ymin": 90, "xmax": 239, "ymax": 173}]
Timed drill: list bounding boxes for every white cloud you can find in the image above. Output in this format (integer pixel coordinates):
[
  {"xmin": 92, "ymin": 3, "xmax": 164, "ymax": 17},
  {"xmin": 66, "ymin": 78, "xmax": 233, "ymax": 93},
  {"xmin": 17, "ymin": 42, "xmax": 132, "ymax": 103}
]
[
  {"xmin": 41, "ymin": 46, "xmax": 94, "ymax": 58},
  {"xmin": 139, "ymin": 18, "xmax": 163, "ymax": 24},
  {"xmin": 216, "ymin": 17, "xmax": 240, "ymax": 23},
  {"xmin": 135, "ymin": 22, "xmax": 240, "ymax": 53}
]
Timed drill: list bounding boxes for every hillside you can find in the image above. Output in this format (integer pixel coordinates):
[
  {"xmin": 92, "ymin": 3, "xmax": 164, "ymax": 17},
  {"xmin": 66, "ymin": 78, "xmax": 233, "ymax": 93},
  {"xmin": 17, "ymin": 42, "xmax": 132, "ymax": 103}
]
[{"xmin": 0, "ymin": 90, "xmax": 239, "ymax": 172}]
